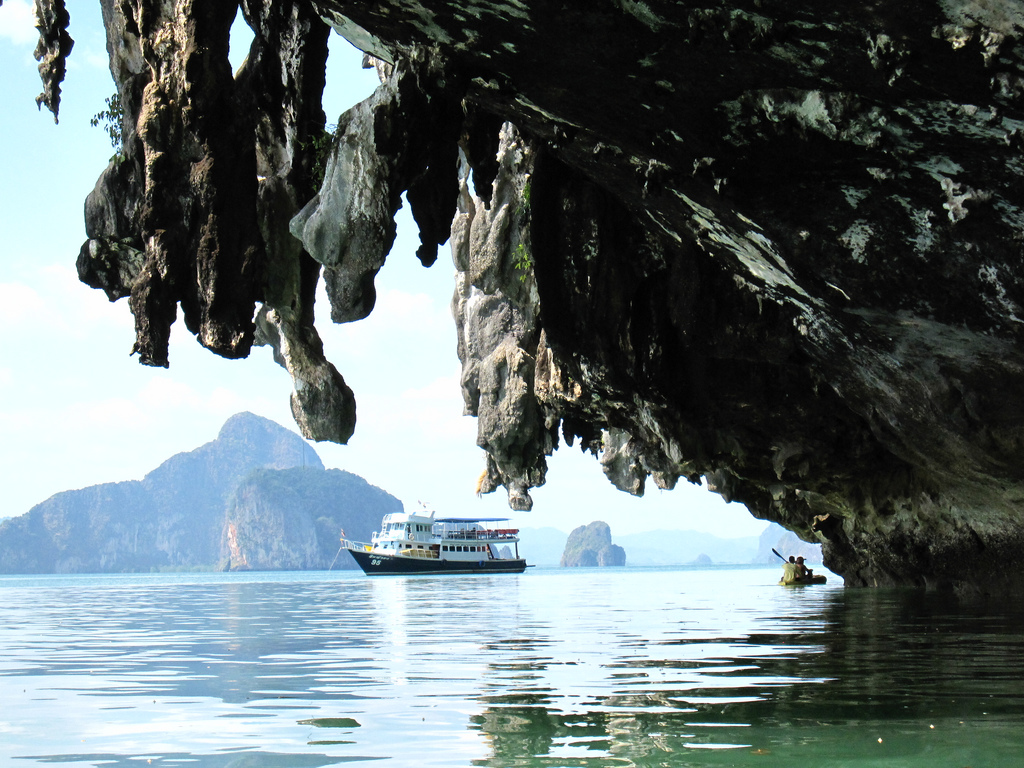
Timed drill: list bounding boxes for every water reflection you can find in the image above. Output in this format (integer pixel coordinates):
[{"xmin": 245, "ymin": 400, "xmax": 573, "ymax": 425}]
[
  {"xmin": 3, "ymin": 569, "xmax": 1024, "ymax": 766},
  {"xmin": 468, "ymin": 580, "xmax": 1024, "ymax": 766}
]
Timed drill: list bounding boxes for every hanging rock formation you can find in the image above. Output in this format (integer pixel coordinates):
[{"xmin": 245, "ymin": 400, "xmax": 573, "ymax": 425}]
[{"xmin": 29, "ymin": 0, "xmax": 1024, "ymax": 593}]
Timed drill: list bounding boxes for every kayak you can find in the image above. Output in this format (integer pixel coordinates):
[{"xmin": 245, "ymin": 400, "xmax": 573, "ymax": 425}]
[{"xmin": 779, "ymin": 574, "xmax": 827, "ymax": 586}]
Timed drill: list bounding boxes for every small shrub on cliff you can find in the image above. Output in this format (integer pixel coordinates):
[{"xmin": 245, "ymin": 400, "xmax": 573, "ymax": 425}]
[
  {"xmin": 300, "ymin": 123, "xmax": 338, "ymax": 189},
  {"xmin": 90, "ymin": 92, "xmax": 124, "ymax": 161},
  {"xmin": 517, "ymin": 180, "xmax": 532, "ymax": 218},
  {"xmin": 513, "ymin": 241, "xmax": 533, "ymax": 281}
]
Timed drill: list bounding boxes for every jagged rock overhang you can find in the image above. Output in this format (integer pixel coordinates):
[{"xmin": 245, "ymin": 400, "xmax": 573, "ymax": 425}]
[{"xmin": 29, "ymin": 0, "xmax": 1024, "ymax": 592}]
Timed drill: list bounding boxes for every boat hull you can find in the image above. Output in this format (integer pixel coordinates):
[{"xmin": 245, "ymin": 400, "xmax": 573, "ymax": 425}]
[{"xmin": 347, "ymin": 548, "xmax": 527, "ymax": 575}]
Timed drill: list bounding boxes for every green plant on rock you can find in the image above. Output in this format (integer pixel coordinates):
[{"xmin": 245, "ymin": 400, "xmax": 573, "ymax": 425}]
[
  {"xmin": 517, "ymin": 179, "xmax": 532, "ymax": 218},
  {"xmin": 300, "ymin": 123, "xmax": 338, "ymax": 189},
  {"xmin": 513, "ymin": 181, "xmax": 534, "ymax": 281},
  {"xmin": 513, "ymin": 241, "xmax": 533, "ymax": 281},
  {"xmin": 90, "ymin": 92, "xmax": 124, "ymax": 161}
]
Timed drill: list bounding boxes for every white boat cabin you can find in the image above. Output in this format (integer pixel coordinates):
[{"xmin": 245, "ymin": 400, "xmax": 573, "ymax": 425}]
[{"xmin": 367, "ymin": 510, "xmax": 520, "ymax": 562}]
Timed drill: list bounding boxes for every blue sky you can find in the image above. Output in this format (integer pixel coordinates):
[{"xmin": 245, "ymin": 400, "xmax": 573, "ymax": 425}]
[{"xmin": 0, "ymin": 1, "xmax": 767, "ymax": 538}]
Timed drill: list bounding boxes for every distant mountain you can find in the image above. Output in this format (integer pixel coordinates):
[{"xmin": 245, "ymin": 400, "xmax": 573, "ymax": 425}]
[
  {"xmin": 561, "ymin": 521, "xmax": 626, "ymax": 566},
  {"xmin": 519, "ymin": 524, "xmax": 813, "ymax": 567},
  {"xmin": 615, "ymin": 529, "xmax": 761, "ymax": 565},
  {"xmin": 755, "ymin": 522, "xmax": 823, "ymax": 565},
  {"xmin": 514, "ymin": 524, "xmax": 822, "ymax": 568},
  {"xmin": 225, "ymin": 466, "xmax": 401, "ymax": 570},
  {"xmin": 0, "ymin": 413, "xmax": 401, "ymax": 573}
]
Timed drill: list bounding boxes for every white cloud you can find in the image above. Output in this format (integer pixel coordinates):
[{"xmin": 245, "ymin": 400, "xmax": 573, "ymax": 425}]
[
  {"xmin": 137, "ymin": 375, "xmax": 203, "ymax": 409},
  {"xmin": 0, "ymin": 0, "xmax": 36, "ymax": 46},
  {"xmin": 134, "ymin": 374, "xmax": 280, "ymax": 424},
  {"xmin": 0, "ymin": 269, "xmax": 133, "ymax": 342},
  {"xmin": 66, "ymin": 44, "xmax": 114, "ymax": 74},
  {"xmin": 351, "ymin": 370, "xmax": 470, "ymax": 438},
  {"xmin": 47, "ymin": 265, "xmax": 135, "ymax": 337},
  {"xmin": 317, "ymin": 283, "xmax": 453, "ymax": 362},
  {"xmin": 376, "ymin": 287, "xmax": 449, "ymax": 325},
  {"xmin": 400, "ymin": 370, "xmax": 463, "ymax": 401},
  {"xmin": 207, "ymin": 385, "xmax": 263, "ymax": 413},
  {"xmin": 0, "ymin": 395, "xmax": 150, "ymax": 442},
  {"xmin": 77, "ymin": 397, "xmax": 151, "ymax": 431},
  {"xmin": 0, "ymin": 282, "xmax": 46, "ymax": 325}
]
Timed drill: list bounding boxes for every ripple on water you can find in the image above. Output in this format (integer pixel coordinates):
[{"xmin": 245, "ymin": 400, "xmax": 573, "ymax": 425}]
[{"xmin": 2, "ymin": 567, "xmax": 1024, "ymax": 766}]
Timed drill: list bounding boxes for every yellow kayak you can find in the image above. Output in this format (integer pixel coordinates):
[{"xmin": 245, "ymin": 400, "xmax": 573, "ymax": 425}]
[{"xmin": 779, "ymin": 574, "xmax": 827, "ymax": 586}]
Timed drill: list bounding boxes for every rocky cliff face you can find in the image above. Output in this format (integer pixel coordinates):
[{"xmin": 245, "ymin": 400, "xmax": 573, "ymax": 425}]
[
  {"xmin": 34, "ymin": 1, "xmax": 1024, "ymax": 592},
  {"xmin": 561, "ymin": 521, "xmax": 626, "ymax": 567},
  {"xmin": 0, "ymin": 413, "xmax": 396, "ymax": 572},
  {"xmin": 757, "ymin": 523, "xmax": 823, "ymax": 566},
  {"xmin": 224, "ymin": 466, "xmax": 401, "ymax": 570}
]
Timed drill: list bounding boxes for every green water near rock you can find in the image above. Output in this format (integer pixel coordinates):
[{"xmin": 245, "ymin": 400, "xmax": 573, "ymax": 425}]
[{"xmin": 1, "ymin": 566, "xmax": 1020, "ymax": 766}]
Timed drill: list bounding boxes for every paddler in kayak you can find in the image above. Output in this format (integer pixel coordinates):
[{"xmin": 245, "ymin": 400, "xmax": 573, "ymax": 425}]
[
  {"xmin": 780, "ymin": 556, "xmax": 799, "ymax": 584},
  {"xmin": 780, "ymin": 554, "xmax": 824, "ymax": 585},
  {"xmin": 795, "ymin": 556, "xmax": 815, "ymax": 581}
]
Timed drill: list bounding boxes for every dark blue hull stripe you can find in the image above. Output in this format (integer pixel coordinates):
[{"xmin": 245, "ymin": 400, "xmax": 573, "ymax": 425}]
[{"xmin": 347, "ymin": 549, "xmax": 527, "ymax": 575}]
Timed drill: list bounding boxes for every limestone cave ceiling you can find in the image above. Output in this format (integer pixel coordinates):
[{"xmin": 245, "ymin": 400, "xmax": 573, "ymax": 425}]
[{"xmin": 28, "ymin": 0, "xmax": 1024, "ymax": 591}]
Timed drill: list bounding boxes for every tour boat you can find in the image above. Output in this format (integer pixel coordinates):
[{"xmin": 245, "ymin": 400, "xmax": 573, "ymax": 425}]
[{"xmin": 343, "ymin": 508, "xmax": 527, "ymax": 575}]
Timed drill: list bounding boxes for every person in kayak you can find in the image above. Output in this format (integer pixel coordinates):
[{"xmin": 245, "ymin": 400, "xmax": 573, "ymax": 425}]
[
  {"xmin": 795, "ymin": 556, "xmax": 815, "ymax": 581},
  {"xmin": 781, "ymin": 556, "xmax": 800, "ymax": 584}
]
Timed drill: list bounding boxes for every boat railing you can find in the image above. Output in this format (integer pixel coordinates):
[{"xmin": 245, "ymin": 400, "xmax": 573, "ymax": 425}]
[
  {"xmin": 341, "ymin": 538, "xmax": 373, "ymax": 553},
  {"xmin": 440, "ymin": 528, "xmax": 519, "ymax": 541}
]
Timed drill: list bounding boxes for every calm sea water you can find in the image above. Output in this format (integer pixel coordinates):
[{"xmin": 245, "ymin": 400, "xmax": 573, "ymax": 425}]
[{"xmin": 1, "ymin": 565, "xmax": 1022, "ymax": 767}]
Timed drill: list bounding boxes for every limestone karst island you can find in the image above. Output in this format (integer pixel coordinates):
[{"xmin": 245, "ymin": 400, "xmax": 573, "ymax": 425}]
[
  {"xmin": 28, "ymin": 0, "xmax": 1024, "ymax": 593},
  {"xmin": 0, "ymin": 413, "xmax": 402, "ymax": 573}
]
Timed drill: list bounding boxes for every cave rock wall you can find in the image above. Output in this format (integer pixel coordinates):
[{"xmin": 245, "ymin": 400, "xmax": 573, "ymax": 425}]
[{"xmin": 37, "ymin": 0, "xmax": 1024, "ymax": 593}]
